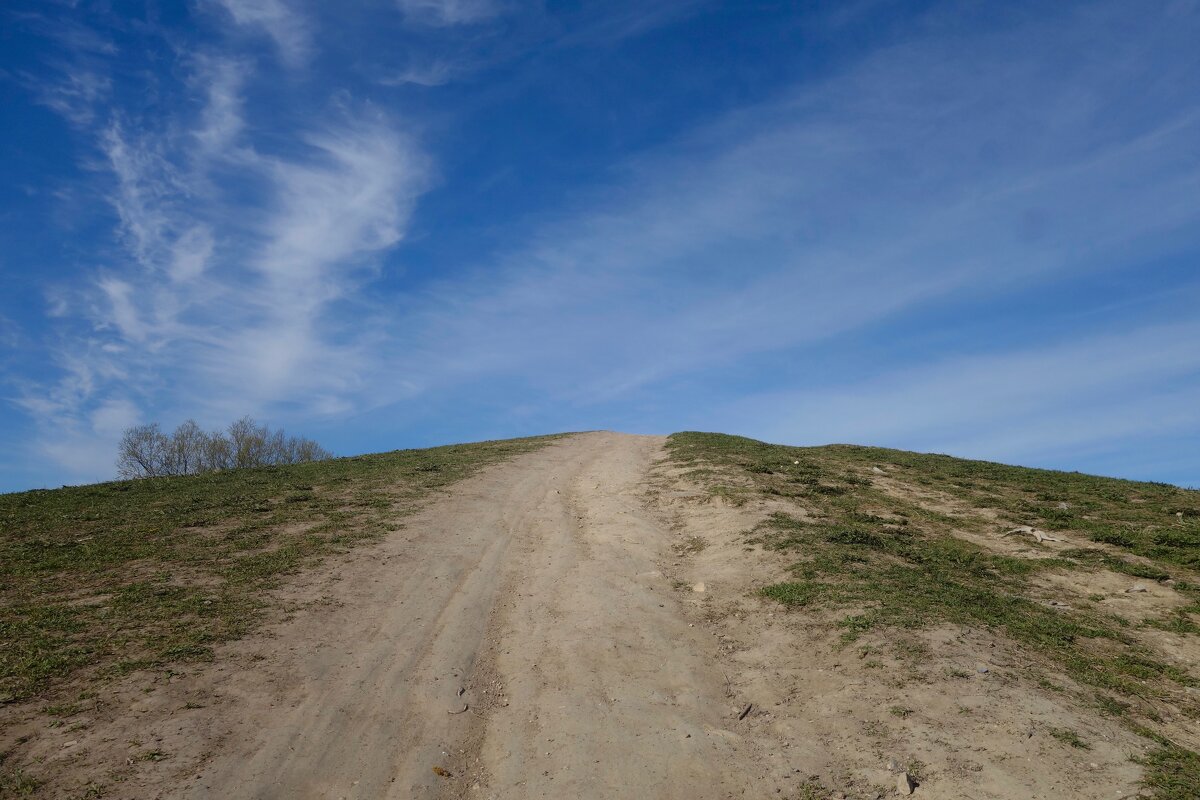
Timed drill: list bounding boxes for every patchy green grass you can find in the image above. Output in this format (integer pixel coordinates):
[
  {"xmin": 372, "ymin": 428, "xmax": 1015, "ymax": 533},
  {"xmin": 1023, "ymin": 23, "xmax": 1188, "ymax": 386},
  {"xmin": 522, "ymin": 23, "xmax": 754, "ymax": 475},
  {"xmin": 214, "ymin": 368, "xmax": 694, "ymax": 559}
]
[
  {"xmin": 1049, "ymin": 727, "xmax": 1092, "ymax": 750},
  {"xmin": 668, "ymin": 432, "xmax": 1200, "ymax": 569},
  {"xmin": 0, "ymin": 435, "xmax": 560, "ymax": 705},
  {"xmin": 1139, "ymin": 738, "xmax": 1200, "ymax": 800},
  {"xmin": 752, "ymin": 511, "xmax": 1194, "ymax": 701},
  {"xmin": 0, "ymin": 755, "xmax": 40, "ymax": 797},
  {"xmin": 667, "ymin": 431, "xmax": 1200, "ymax": 798}
]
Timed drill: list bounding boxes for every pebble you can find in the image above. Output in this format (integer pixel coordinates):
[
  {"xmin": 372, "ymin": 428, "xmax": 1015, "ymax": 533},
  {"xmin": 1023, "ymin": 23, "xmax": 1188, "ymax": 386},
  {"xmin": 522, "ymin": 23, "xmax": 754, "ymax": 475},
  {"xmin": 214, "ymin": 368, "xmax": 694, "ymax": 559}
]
[
  {"xmin": 896, "ymin": 771, "xmax": 916, "ymax": 795},
  {"xmin": 692, "ymin": 583, "xmax": 706, "ymax": 593}
]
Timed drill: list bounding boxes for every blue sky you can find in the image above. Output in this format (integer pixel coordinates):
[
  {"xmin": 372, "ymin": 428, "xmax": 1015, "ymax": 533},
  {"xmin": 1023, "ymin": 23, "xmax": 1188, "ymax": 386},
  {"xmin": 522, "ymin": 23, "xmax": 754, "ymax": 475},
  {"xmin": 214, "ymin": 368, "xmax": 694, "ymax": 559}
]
[{"xmin": 2, "ymin": 0, "xmax": 1199, "ymax": 492}]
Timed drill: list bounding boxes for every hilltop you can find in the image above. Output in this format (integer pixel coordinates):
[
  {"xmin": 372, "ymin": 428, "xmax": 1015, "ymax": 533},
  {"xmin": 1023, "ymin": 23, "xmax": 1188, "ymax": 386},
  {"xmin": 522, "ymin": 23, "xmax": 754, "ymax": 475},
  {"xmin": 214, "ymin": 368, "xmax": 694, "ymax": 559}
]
[{"xmin": 1, "ymin": 432, "xmax": 1197, "ymax": 799}]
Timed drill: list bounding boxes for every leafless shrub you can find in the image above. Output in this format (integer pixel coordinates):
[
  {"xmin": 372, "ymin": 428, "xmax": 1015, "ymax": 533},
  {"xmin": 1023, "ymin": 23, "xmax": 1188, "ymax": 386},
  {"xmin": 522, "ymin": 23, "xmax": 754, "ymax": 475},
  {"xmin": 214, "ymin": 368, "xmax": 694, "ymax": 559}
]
[
  {"xmin": 117, "ymin": 423, "xmax": 170, "ymax": 479},
  {"xmin": 117, "ymin": 417, "xmax": 332, "ymax": 479}
]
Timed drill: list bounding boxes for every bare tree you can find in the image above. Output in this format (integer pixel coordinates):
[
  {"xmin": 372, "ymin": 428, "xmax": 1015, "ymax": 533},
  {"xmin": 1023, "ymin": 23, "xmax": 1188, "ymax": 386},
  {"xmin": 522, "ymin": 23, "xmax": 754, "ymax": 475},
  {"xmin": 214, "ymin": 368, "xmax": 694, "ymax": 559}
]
[
  {"xmin": 227, "ymin": 416, "xmax": 270, "ymax": 469},
  {"xmin": 202, "ymin": 428, "xmax": 233, "ymax": 472},
  {"xmin": 117, "ymin": 417, "xmax": 332, "ymax": 479},
  {"xmin": 293, "ymin": 437, "xmax": 331, "ymax": 463},
  {"xmin": 117, "ymin": 424, "xmax": 169, "ymax": 479},
  {"xmin": 166, "ymin": 419, "xmax": 208, "ymax": 476}
]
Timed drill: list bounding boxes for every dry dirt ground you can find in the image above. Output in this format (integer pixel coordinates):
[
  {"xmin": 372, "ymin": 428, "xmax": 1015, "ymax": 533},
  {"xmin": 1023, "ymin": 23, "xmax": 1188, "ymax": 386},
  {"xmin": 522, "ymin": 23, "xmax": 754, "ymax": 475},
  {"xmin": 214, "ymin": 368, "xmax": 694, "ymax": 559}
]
[{"xmin": 10, "ymin": 433, "xmax": 1175, "ymax": 798}]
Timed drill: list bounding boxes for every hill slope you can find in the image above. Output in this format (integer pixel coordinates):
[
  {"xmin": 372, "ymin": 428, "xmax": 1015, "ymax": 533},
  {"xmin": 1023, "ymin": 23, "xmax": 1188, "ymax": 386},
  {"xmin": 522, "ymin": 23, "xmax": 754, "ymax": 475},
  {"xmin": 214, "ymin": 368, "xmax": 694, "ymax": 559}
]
[
  {"xmin": 664, "ymin": 432, "xmax": 1200, "ymax": 799},
  {"xmin": 1, "ymin": 431, "xmax": 1197, "ymax": 798}
]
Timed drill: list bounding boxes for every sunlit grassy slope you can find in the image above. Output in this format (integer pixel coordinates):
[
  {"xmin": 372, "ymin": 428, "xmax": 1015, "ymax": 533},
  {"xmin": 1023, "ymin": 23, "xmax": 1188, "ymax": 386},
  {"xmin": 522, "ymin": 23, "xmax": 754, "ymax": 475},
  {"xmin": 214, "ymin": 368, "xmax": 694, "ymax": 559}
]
[
  {"xmin": 667, "ymin": 432, "xmax": 1200, "ymax": 800},
  {"xmin": 0, "ymin": 435, "xmax": 560, "ymax": 707}
]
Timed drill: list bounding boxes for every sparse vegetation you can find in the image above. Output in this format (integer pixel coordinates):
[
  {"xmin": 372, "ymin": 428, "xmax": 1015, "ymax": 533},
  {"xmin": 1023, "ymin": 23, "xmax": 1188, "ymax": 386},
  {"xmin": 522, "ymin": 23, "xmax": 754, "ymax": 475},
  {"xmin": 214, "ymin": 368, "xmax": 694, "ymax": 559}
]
[
  {"xmin": 1139, "ymin": 737, "xmax": 1200, "ymax": 800},
  {"xmin": 666, "ymin": 431, "xmax": 1200, "ymax": 798},
  {"xmin": 0, "ymin": 766, "xmax": 40, "ymax": 797},
  {"xmin": 0, "ymin": 435, "xmax": 559, "ymax": 705},
  {"xmin": 1049, "ymin": 726, "xmax": 1092, "ymax": 749},
  {"xmin": 674, "ymin": 535, "xmax": 708, "ymax": 555}
]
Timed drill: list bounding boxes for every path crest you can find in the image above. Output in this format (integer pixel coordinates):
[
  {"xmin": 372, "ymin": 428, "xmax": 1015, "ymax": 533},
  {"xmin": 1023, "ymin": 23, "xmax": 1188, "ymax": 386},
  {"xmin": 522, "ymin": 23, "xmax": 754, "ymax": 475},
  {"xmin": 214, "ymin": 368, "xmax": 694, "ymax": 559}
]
[{"xmin": 186, "ymin": 432, "xmax": 744, "ymax": 800}]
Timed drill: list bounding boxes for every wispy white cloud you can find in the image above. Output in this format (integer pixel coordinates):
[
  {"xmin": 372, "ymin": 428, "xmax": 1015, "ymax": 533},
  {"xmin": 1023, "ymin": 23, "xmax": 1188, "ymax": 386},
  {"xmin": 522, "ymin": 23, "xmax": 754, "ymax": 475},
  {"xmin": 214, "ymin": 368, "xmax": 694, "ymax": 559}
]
[
  {"xmin": 101, "ymin": 123, "xmax": 179, "ymax": 271},
  {"xmin": 551, "ymin": 0, "xmax": 713, "ymax": 47},
  {"xmin": 396, "ymin": 0, "xmax": 504, "ymax": 27},
  {"xmin": 22, "ymin": 28, "xmax": 427, "ymax": 481},
  {"xmin": 371, "ymin": 2, "xmax": 1200, "ymax": 412},
  {"xmin": 11, "ymin": 12, "xmax": 117, "ymax": 127},
  {"xmin": 24, "ymin": 67, "xmax": 111, "ymax": 126},
  {"xmin": 196, "ymin": 121, "xmax": 428, "ymax": 409},
  {"xmin": 720, "ymin": 320, "xmax": 1200, "ymax": 477},
  {"xmin": 213, "ymin": 0, "xmax": 312, "ymax": 66},
  {"xmin": 378, "ymin": 60, "xmax": 460, "ymax": 87},
  {"xmin": 0, "ymin": 315, "xmax": 21, "ymax": 351},
  {"xmin": 190, "ymin": 56, "xmax": 248, "ymax": 157},
  {"xmin": 33, "ymin": 396, "xmax": 142, "ymax": 486},
  {"xmin": 82, "ymin": 113, "xmax": 426, "ymax": 411}
]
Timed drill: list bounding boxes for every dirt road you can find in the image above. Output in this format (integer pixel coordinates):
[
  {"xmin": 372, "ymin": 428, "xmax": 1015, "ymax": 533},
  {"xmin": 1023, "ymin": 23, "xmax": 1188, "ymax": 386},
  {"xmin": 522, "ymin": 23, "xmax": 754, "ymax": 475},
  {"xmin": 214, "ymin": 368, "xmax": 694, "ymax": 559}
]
[
  {"xmin": 24, "ymin": 431, "xmax": 1161, "ymax": 799},
  {"xmin": 185, "ymin": 432, "xmax": 751, "ymax": 799}
]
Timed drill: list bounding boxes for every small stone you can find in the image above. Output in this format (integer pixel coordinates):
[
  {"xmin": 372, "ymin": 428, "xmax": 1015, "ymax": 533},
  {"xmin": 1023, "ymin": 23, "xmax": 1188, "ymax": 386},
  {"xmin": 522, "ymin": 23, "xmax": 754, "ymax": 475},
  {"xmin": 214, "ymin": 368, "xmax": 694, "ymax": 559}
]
[
  {"xmin": 977, "ymin": 666, "xmax": 989, "ymax": 674},
  {"xmin": 896, "ymin": 771, "xmax": 916, "ymax": 795},
  {"xmin": 692, "ymin": 583, "xmax": 706, "ymax": 593},
  {"xmin": 63, "ymin": 740, "xmax": 78, "ymax": 749},
  {"xmin": 1126, "ymin": 584, "xmax": 1149, "ymax": 593},
  {"xmin": 1089, "ymin": 762, "xmax": 1099, "ymax": 769},
  {"xmin": 872, "ymin": 466, "xmax": 886, "ymax": 475},
  {"xmin": 886, "ymin": 758, "xmax": 899, "ymax": 772}
]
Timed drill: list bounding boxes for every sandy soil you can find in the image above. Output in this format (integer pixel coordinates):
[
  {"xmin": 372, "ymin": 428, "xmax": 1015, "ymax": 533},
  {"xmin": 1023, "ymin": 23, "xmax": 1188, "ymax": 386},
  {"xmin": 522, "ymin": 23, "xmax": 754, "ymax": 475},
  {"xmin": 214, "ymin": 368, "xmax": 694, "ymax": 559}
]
[{"xmin": 13, "ymin": 432, "xmax": 1173, "ymax": 798}]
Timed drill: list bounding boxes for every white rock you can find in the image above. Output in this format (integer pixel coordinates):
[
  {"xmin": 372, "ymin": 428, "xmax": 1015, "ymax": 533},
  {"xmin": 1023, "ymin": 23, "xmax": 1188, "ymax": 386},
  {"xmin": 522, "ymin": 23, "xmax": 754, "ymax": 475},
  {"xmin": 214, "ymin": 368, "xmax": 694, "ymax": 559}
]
[
  {"xmin": 692, "ymin": 582, "xmax": 706, "ymax": 593},
  {"xmin": 896, "ymin": 771, "xmax": 916, "ymax": 795}
]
